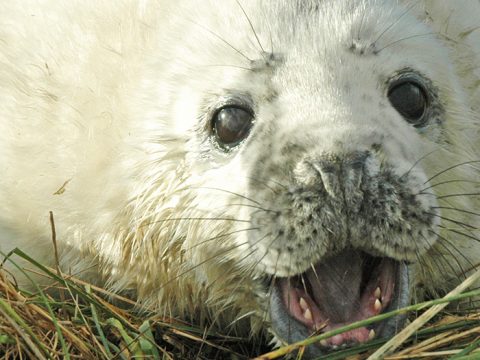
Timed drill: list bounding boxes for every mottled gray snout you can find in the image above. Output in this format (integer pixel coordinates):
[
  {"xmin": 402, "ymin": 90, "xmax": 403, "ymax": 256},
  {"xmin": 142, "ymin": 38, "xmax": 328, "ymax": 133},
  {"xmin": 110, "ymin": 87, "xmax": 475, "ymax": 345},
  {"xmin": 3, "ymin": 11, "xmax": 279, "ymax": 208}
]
[{"xmin": 311, "ymin": 151, "xmax": 369, "ymax": 206}]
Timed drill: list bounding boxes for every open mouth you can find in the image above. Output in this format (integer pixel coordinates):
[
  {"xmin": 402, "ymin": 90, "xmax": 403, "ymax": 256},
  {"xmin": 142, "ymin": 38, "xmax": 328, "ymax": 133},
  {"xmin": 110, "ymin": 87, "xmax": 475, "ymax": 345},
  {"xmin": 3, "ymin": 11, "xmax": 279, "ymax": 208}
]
[{"xmin": 269, "ymin": 250, "xmax": 410, "ymax": 357}]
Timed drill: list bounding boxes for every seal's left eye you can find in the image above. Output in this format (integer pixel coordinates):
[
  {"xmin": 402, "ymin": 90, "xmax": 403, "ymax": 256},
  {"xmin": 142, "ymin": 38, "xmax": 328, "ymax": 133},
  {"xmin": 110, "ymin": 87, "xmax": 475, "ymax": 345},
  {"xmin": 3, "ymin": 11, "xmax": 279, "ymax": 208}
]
[
  {"xmin": 388, "ymin": 80, "xmax": 428, "ymax": 127},
  {"xmin": 212, "ymin": 106, "xmax": 254, "ymax": 149}
]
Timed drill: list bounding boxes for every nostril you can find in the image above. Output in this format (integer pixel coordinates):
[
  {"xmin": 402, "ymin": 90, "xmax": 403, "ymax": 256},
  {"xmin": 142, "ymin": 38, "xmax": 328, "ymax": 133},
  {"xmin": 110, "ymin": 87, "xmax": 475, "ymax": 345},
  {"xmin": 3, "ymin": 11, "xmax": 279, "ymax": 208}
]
[
  {"xmin": 344, "ymin": 163, "xmax": 364, "ymax": 200},
  {"xmin": 347, "ymin": 151, "xmax": 370, "ymax": 168},
  {"xmin": 344, "ymin": 152, "xmax": 369, "ymax": 207},
  {"xmin": 346, "ymin": 151, "xmax": 369, "ymax": 177},
  {"xmin": 312, "ymin": 160, "xmax": 342, "ymax": 199},
  {"xmin": 311, "ymin": 152, "xmax": 369, "ymax": 200}
]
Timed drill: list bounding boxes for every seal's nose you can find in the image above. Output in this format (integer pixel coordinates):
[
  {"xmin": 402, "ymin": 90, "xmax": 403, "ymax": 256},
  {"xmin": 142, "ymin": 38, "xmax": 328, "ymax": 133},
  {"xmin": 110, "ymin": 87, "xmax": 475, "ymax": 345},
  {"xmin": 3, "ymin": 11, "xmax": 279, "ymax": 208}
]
[{"xmin": 311, "ymin": 151, "xmax": 369, "ymax": 204}]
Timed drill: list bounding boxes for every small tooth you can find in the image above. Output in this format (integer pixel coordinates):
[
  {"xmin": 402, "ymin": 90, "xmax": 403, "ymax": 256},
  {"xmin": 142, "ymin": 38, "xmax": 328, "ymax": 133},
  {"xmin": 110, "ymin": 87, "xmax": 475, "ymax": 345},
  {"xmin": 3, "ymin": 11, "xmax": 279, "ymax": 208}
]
[
  {"xmin": 374, "ymin": 287, "xmax": 381, "ymax": 299},
  {"xmin": 374, "ymin": 298, "xmax": 382, "ymax": 312},
  {"xmin": 304, "ymin": 308, "xmax": 313, "ymax": 321},
  {"xmin": 299, "ymin": 297, "xmax": 308, "ymax": 311},
  {"xmin": 369, "ymin": 329, "xmax": 376, "ymax": 340}
]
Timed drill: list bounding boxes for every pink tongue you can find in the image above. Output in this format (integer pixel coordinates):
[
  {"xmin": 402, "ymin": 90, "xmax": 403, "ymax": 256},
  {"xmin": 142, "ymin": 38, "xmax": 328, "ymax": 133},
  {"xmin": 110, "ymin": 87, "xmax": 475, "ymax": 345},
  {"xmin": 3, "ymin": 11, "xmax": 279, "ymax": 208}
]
[{"xmin": 307, "ymin": 250, "xmax": 364, "ymax": 322}]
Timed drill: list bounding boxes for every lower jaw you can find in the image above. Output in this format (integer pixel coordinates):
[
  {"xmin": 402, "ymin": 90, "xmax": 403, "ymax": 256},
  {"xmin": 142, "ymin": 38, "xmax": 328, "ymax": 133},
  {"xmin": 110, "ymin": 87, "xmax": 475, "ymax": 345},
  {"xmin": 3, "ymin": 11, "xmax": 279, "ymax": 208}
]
[{"xmin": 268, "ymin": 262, "xmax": 410, "ymax": 358}]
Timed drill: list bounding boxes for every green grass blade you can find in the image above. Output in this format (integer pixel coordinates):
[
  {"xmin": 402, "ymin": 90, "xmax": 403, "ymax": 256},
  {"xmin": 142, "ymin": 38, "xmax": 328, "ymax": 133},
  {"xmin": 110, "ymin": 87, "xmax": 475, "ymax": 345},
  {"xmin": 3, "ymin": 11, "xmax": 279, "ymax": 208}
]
[
  {"xmin": 1, "ymin": 250, "xmax": 71, "ymax": 359},
  {"xmin": 91, "ymin": 301, "xmax": 114, "ymax": 358},
  {"xmin": 139, "ymin": 320, "xmax": 162, "ymax": 358}
]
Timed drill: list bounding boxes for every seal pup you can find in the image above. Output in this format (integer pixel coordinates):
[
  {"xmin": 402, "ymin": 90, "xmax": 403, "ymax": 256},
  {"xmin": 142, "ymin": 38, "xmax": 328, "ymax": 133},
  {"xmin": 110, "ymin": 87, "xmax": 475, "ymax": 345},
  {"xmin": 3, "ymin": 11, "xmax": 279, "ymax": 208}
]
[{"xmin": 0, "ymin": 0, "xmax": 479, "ymax": 357}]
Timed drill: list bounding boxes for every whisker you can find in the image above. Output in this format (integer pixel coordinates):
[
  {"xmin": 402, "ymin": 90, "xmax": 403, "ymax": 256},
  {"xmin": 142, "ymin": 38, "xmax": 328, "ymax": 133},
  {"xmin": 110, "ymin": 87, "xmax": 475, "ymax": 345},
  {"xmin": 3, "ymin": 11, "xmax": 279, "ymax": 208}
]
[
  {"xmin": 411, "ymin": 237, "xmax": 447, "ymax": 301},
  {"xmin": 433, "ymin": 232, "xmax": 475, "ymax": 268},
  {"xmin": 184, "ymin": 227, "xmax": 259, "ymax": 252},
  {"xmin": 197, "ymin": 64, "xmax": 253, "ymax": 71},
  {"xmin": 431, "ymin": 230, "xmax": 476, "ymax": 276},
  {"xmin": 412, "ymin": 249, "xmax": 430, "ymax": 287},
  {"xmin": 424, "ymin": 160, "xmax": 480, "ymax": 184},
  {"xmin": 227, "ymin": 310, "xmax": 258, "ymax": 329},
  {"xmin": 431, "ymin": 206, "xmax": 480, "ymax": 218},
  {"xmin": 440, "ymin": 226, "xmax": 480, "ymax": 244},
  {"xmin": 238, "ymin": 246, "xmax": 271, "ymax": 277},
  {"xmin": 300, "ymin": 274, "xmax": 308, "ymax": 299},
  {"xmin": 310, "ymin": 264, "xmax": 320, "ymax": 281},
  {"xmin": 246, "ymin": 176, "xmax": 288, "ymax": 191},
  {"xmin": 157, "ymin": 241, "xmax": 251, "ymax": 291},
  {"xmin": 420, "ymin": 179, "xmax": 480, "ymax": 193},
  {"xmin": 356, "ymin": 2, "xmax": 368, "ymax": 40},
  {"xmin": 269, "ymin": 25, "xmax": 274, "ymax": 54},
  {"xmin": 234, "ymin": 0, "xmax": 266, "ymax": 56},
  {"xmin": 139, "ymin": 216, "xmax": 252, "ymax": 228},
  {"xmin": 186, "ymin": 18, "xmax": 252, "ymax": 62},
  {"xmin": 241, "ymin": 232, "xmax": 280, "ymax": 278},
  {"xmin": 400, "ymin": 149, "xmax": 439, "ymax": 180},
  {"xmin": 226, "ymin": 203, "xmax": 277, "ymax": 213},
  {"xmin": 437, "ymin": 192, "xmax": 480, "ymax": 200},
  {"xmin": 434, "ymin": 237, "xmax": 469, "ymax": 280},
  {"xmin": 427, "ymin": 240, "xmax": 463, "ymax": 284},
  {"xmin": 416, "ymin": 191, "xmax": 436, "ymax": 197},
  {"xmin": 426, "ymin": 212, "xmax": 477, "ymax": 230},
  {"xmin": 372, "ymin": 0, "xmax": 421, "ymax": 46},
  {"xmin": 375, "ymin": 32, "xmax": 438, "ymax": 53},
  {"xmin": 185, "ymin": 186, "xmax": 262, "ymax": 205}
]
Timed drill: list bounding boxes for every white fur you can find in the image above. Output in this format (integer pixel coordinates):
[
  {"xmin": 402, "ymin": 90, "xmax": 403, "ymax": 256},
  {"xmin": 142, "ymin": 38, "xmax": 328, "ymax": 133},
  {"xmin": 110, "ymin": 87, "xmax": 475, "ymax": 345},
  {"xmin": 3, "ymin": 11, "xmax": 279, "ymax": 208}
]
[{"xmin": 0, "ymin": 0, "xmax": 479, "ymax": 337}]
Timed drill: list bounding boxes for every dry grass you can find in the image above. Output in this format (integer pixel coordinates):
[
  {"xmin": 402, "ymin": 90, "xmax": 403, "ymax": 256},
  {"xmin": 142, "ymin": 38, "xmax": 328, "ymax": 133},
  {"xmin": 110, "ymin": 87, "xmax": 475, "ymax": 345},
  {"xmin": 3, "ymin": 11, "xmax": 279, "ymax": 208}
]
[{"xmin": 0, "ymin": 248, "xmax": 479, "ymax": 360}]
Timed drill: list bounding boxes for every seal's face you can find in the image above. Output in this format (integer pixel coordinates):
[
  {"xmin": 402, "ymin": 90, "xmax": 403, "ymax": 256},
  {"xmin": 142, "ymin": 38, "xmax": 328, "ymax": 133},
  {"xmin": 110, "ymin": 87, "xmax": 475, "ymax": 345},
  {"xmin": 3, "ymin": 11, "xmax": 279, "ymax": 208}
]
[{"xmin": 138, "ymin": 0, "xmax": 478, "ymax": 357}]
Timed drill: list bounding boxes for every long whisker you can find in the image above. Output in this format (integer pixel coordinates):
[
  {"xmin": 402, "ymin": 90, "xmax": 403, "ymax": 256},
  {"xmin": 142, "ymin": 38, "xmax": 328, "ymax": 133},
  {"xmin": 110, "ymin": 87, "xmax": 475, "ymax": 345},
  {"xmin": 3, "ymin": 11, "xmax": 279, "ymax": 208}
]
[
  {"xmin": 185, "ymin": 186, "xmax": 263, "ymax": 205},
  {"xmin": 431, "ymin": 231, "xmax": 475, "ymax": 275},
  {"xmin": 154, "ymin": 241, "xmax": 252, "ymax": 293},
  {"xmin": 246, "ymin": 176, "xmax": 288, "ymax": 191},
  {"xmin": 431, "ymin": 206, "xmax": 480, "ymax": 218},
  {"xmin": 420, "ymin": 179, "xmax": 480, "ymax": 193},
  {"xmin": 356, "ymin": 2, "xmax": 368, "ymax": 40},
  {"xmin": 424, "ymin": 160, "xmax": 480, "ymax": 184},
  {"xmin": 375, "ymin": 32, "xmax": 438, "ymax": 53},
  {"xmin": 437, "ymin": 192, "xmax": 480, "ymax": 200},
  {"xmin": 269, "ymin": 25, "xmax": 274, "ymax": 54},
  {"xmin": 184, "ymin": 227, "xmax": 259, "ymax": 252},
  {"xmin": 139, "ymin": 216, "xmax": 252, "ymax": 228},
  {"xmin": 197, "ymin": 64, "xmax": 253, "ymax": 71},
  {"xmin": 225, "ymin": 203, "xmax": 277, "ymax": 213},
  {"xmin": 186, "ymin": 19, "xmax": 252, "ymax": 62},
  {"xmin": 234, "ymin": 0, "xmax": 266, "ymax": 56},
  {"xmin": 440, "ymin": 226, "xmax": 480, "ymax": 244},
  {"xmin": 434, "ymin": 237, "xmax": 469, "ymax": 280},
  {"xmin": 426, "ymin": 212, "xmax": 477, "ymax": 230},
  {"xmin": 411, "ymin": 235, "xmax": 444, "ymax": 300},
  {"xmin": 426, "ymin": 240, "xmax": 462, "ymax": 284},
  {"xmin": 237, "ymin": 231, "xmax": 281, "ymax": 282},
  {"xmin": 400, "ymin": 150, "xmax": 438, "ymax": 180},
  {"xmin": 372, "ymin": 0, "xmax": 421, "ymax": 46}
]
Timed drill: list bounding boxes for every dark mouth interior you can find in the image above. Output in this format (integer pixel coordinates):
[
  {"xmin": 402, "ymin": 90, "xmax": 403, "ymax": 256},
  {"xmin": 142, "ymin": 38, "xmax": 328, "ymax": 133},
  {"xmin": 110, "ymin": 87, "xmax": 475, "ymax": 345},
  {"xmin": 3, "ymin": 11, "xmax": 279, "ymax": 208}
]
[{"xmin": 278, "ymin": 250, "xmax": 397, "ymax": 347}]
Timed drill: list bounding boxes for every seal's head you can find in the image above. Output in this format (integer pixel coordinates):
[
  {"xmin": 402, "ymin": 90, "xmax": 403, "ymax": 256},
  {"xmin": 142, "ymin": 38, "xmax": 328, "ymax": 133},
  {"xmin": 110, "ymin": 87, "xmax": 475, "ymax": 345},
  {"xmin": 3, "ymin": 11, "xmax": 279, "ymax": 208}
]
[{"xmin": 115, "ymin": 0, "xmax": 479, "ymax": 357}]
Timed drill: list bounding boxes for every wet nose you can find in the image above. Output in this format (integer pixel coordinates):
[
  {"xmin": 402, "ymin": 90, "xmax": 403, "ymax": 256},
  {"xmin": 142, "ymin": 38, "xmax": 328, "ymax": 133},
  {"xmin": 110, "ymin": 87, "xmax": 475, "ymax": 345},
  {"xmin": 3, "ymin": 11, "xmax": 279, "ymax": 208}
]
[{"xmin": 312, "ymin": 151, "xmax": 369, "ymax": 203}]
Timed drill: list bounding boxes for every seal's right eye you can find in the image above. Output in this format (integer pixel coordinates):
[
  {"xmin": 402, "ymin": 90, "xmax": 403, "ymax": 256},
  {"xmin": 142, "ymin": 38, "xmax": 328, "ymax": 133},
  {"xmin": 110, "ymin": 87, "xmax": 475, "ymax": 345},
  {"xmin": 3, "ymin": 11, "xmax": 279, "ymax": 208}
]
[
  {"xmin": 212, "ymin": 106, "xmax": 254, "ymax": 149},
  {"xmin": 388, "ymin": 80, "xmax": 428, "ymax": 127}
]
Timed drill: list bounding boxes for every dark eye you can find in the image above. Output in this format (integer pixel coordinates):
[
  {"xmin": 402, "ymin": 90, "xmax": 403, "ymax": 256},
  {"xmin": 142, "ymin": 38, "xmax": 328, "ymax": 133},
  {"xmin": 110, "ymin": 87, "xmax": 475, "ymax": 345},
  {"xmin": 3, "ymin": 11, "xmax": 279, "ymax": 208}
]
[
  {"xmin": 212, "ymin": 106, "xmax": 254, "ymax": 149},
  {"xmin": 388, "ymin": 81, "xmax": 428, "ymax": 127}
]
